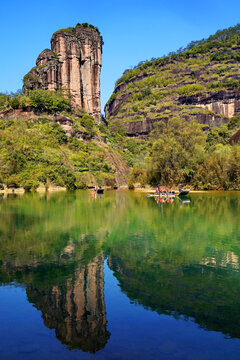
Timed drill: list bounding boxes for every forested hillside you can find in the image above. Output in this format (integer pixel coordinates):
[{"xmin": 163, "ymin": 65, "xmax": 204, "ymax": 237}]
[
  {"xmin": 105, "ymin": 24, "xmax": 240, "ymax": 189},
  {"xmin": 0, "ymin": 90, "xmax": 129, "ymax": 191}
]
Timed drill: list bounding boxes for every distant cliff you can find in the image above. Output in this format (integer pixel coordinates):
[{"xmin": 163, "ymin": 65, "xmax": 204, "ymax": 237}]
[
  {"xmin": 23, "ymin": 24, "xmax": 103, "ymax": 122},
  {"xmin": 105, "ymin": 24, "xmax": 240, "ymax": 137}
]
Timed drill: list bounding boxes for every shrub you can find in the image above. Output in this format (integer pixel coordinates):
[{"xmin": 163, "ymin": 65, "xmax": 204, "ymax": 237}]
[
  {"xmin": 208, "ymin": 79, "xmax": 240, "ymax": 91},
  {"xmin": 0, "ymin": 94, "xmax": 9, "ymax": 110},
  {"xmin": 10, "ymin": 96, "xmax": 20, "ymax": 109},
  {"xmin": 206, "ymin": 125, "xmax": 230, "ymax": 150},
  {"xmin": 177, "ymin": 84, "xmax": 205, "ymax": 96},
  {"xmin": 210, "ymin": 50, "xmax": 233, "ymax": 62},
  {"xmin": 29, "ymin": 89, "xmax": 70, "ymax": 113},
  {"xmin": 128, "ymin": 181, "xmax": 135, "ymax": 190},
  {"xmin": 69, "ymin": 137, "xmax": 80, "ymax": 150},
  {"xmin": 75, "ymin": 175, "xmax": 87, "ymax": 189},
  {"xmin": 49, "ymin": 123, "xmax": 68, "ymax": 144},
  {"xmin": 228, "ymin": 116, "xmax": 240, "ymax": 130},
  {"xmin": 5, "ymin": 174, "xmax": 21, "ymax": 188},
  {"xmin": 142, "ymin": 87, "xmax": 152, "ymax": 98},
  {"xmin": 64, "ymin": 172, "xmax": 77, "ymax": 191},
  {"xmin": 22, "ymin": 179, "xmax": 38, "ymax": 192},
  {"xmin": 80, "ymin": 114, "xmax": 94, "ymax": 133}
]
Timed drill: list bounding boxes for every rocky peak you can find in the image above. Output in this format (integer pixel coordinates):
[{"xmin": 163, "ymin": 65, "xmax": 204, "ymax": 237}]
[
  {"xmin": 36, "ymin": 49, "xmax": 57, "ymax": 66},
  {"xmin": 23, "ymin": 24, "xmax": 103, "ymax": 122}
]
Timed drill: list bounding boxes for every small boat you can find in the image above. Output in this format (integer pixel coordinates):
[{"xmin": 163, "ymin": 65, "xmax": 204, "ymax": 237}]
[
  {"xmin": 113, "ymin": 186, "xmax": 118, "ymax": 190},
  {"xmin": 97, "ymin": 188, "xmax": 104, "ymax": 194},
  {"xmin": 178, "ymin": 190, "xmax": 189, "ymax": 196}
]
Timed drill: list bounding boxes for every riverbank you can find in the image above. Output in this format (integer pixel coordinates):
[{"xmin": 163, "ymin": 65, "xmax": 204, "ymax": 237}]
[
  {"xmin": 0, "ymin": 185, "xmax": 66, "ymax": 194},
  {"xmin": 132, "ymin": 186, "xmax": 240, "ymax": 194},
  {"xmin": 1, "ymin": 184, "xmax": 239, "ymax": 195}
]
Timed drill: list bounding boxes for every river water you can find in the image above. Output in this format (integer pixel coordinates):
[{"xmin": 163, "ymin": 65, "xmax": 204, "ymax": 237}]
[{"xmin": 0, "ymin": 190, "xmax": 240, "ymax": 359}]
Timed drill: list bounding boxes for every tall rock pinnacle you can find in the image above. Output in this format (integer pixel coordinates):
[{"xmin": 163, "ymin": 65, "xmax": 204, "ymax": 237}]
[{"xmin": 23, "ymin": 24, "xmax": 103, "ymax": 122}]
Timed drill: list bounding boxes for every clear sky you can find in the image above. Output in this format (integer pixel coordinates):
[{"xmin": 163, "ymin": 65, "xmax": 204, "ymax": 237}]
[{"xmin": 1, "ymin": 0, "xmax": 240, "ymax": 112}]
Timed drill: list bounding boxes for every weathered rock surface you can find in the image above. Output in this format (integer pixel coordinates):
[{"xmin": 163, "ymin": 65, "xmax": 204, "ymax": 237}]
[
  {"xmin": 23, "ymin": 25, "xmax": 103, "ymax": 122},
  {"xmin": 105, "ymin": 93, "xmax": 131, "ymax": 118},
  {"xmin": 179, "ymin": 90, "xmax": 240, "ymax": 118},
  {"xmin": 122, "ymin": 112, "xmax": 227, "ymax": 138},
  {"xmin": 105, "ymin": 89, "xmax": 237, "ymax": 138}
]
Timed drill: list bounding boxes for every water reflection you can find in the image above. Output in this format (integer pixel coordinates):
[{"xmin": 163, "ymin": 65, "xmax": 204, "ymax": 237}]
[
  {"xmin": 0, "ymin": 191, "xmax": 240, "ymax": 356},
  {"xmin": 152, "ymin": 194, "xmax": 191, "ymax": 207},
  {"xmin": 108, "ymin": 251, "xmax": 240, "ymax": 338},
  {"xmin": 27, "ymin": 253, "xmax": 110, "ymax": 352}
]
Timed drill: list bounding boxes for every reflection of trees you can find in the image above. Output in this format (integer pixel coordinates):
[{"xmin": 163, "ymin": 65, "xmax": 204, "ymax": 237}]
[
  {"xmin": 0, "ymin": 191, "xmax": 240, "ymax": 343},
  {"xmin": 106, "ymin": 193, "xmax": 240, "ymax": 339},
  {"xmin": 0, "ymin": 191, "xmax": 123, "ymax": 267},
  {"xmin": 108, "ymin": 252, "xmax": 240, "ymax": 338},
  {"xmin": 108, "ymin": 248, "xmax": 240, "ymax": 338}
]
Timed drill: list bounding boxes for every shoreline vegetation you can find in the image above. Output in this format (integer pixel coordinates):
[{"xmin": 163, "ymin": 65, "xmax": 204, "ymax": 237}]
[
  {"xmin": 1, "ymin": 184, "xmax": 240, "ymax": 196},
  {"xmin": 1, "ymin": 90, "xmax": 239, "ymax": 192}
]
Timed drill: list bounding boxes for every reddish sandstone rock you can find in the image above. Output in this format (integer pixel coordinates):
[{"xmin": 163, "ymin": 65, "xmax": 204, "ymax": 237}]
[{"xmin": 23, "ymin": 25, "xmax": 103, "ymax": 122}]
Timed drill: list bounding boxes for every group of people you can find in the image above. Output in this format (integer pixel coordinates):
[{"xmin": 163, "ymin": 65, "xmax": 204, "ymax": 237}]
[
  {"xmin": 156, "ymin": 184, "xmax": 182, "ymax": 194},
  {"xmin": 156, "ymin": 184, "xmax": 175, "ymax": 195}
]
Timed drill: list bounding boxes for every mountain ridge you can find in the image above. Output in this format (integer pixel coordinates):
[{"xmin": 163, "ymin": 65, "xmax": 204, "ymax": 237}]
[{"xmin": 105, "ymin": 24, "xmax": 240, "ymax": 137}]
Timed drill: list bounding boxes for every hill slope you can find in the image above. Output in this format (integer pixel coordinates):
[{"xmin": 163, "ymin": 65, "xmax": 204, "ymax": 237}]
[
  {"xmin": 105, "ymin": 24, "xmax": 240, "ymax": 137},
  {"xmin": 0, "ymin": 91, "xmax": 129, "ymax": 191},
  {"xmin": 105, "ymin": 25, "xmax": 240, "ymax": 190}
]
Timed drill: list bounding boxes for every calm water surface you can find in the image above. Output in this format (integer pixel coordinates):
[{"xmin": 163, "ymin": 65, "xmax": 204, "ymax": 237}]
[{"xmin": 0, "ymin": 190, "xmax": 240, "ymax": 359}]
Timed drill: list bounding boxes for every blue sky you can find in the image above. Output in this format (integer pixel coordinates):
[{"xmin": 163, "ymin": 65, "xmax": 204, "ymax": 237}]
[{"xmin": 1, "ymin": 0, "xmax": 240, "ymax": 111}]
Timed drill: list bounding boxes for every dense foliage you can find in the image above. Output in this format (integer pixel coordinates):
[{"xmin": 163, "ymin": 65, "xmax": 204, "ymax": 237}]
[
  {"xmin": 127, "ymin": 116, "xmax": 240, "ymax": 190},
  {"xmin": 0, "ymin": 90, "xmax": 71, "ymax": 113},
  {"xmin": 106, "ymin": 24, "xmax": 240, "ymax": 130},
  {"xmin": 0, "ymin": 112, "xmax": 122, "ymax": 191},
  {"xmin": 28, "ymin": 89, "xmax": 71, "ymax": 112},
  {"xmin": 105, "ymin": 24, "xmax": 240, "ymax": 190}
]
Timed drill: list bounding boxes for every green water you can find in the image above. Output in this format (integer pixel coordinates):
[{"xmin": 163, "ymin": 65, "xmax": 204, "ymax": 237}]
[{"xmin": 0, "ymin": 190, "xmax": 240, "ymax": 359}]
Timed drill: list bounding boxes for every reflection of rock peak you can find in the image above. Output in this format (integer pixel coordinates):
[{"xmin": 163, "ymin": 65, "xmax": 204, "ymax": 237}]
[{"xmin": 27, "ymin": 253, "xmax": 110, "ymax": 352}]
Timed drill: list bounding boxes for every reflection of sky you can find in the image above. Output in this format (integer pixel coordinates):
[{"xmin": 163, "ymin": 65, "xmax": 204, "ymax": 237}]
[
  {"xmin": 104, "ymin": 260, "xmax": 240, "ymax": 360},
  {"xmin": 0, "ymin": 192, "xmax": 240, "ymax": 358},
  {"xmin": 1, "ymin": 259, "xmax": 240, "ymax": 360}
]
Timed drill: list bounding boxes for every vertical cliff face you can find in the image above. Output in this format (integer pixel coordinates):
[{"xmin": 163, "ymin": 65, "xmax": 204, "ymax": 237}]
[
  {"xmin": 27, "ymin": 253, "xmax": 110, "ymax": 352},
  {"xmin": 23, "ymin": 24, "xmax": 103, "ymax": 122}
]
